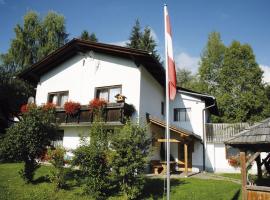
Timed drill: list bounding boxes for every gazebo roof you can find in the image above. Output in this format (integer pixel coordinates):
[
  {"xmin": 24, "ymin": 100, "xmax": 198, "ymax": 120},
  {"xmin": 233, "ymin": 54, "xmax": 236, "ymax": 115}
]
[{"xmin": 225, "ymin": 118, "xmax": 270, "ymax": 151}]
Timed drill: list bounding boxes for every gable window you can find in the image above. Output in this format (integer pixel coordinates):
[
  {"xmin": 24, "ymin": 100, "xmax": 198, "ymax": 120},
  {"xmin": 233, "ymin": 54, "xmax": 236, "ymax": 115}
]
[
  {"xmin": 174, "ymin": 108, "xmax": 191, "ymax": 122},
  {"xmin": 96, "ymin": 85, "xmax": 121, "ymax": 102},
  {"xmin": 48, "ymin": 91, "xmax": 69, "ymax": 107}
]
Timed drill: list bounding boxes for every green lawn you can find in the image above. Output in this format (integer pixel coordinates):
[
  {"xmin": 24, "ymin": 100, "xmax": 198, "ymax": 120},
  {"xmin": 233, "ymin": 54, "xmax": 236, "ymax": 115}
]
[
  {"xmin": 0, "ymin": 163, "xmax": 241, "ymax": 200},
  {"xmin": 218, "ymin": 173, "xmax": 242, "ymax": 180}
]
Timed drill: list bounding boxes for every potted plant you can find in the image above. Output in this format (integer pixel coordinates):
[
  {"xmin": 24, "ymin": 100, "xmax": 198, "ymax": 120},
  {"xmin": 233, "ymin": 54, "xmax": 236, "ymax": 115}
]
[
  {"xmin": 64, "ymin": 101, "xmax": 81, "ymax": 123},
  {"xmin": 88, "ymin": 98, "xmax": 107, "ymax": 121}
]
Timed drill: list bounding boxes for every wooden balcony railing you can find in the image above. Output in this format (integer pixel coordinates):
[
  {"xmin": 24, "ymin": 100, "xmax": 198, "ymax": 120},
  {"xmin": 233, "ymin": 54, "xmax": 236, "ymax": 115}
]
[{"xmin": 55, "ymin": 102, "xmax": 134, "ymax": 125}]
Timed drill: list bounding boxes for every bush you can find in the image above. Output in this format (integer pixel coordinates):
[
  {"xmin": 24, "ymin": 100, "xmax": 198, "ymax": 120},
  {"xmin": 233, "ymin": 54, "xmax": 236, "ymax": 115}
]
[
  {"xmin": 0, "ymin": 104, "xmax": 57, "ymax": 183},
  {"xmin": 47, "ymin": 147, "xmax": 67, "ymax": 190},
  {"xmin": 109, "ymin": 121, "xmax": 151, "ymax": 200},
  {"xmin": 72, "ymin": 119, "xmax": 112, "ymax": 199}
]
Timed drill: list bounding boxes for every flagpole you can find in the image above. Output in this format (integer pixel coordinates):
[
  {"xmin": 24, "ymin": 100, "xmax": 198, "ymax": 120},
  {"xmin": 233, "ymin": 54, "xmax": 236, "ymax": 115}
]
[{"xmin": 164, "ymin": 4, "xmax": 170, "ymax": 200}]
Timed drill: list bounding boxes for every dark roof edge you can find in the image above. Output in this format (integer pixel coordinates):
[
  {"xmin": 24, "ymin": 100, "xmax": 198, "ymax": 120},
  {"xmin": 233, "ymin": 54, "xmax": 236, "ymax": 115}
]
[{"xmin": 177, "ymin": 87, "xmax": 219, "ymax": 116}]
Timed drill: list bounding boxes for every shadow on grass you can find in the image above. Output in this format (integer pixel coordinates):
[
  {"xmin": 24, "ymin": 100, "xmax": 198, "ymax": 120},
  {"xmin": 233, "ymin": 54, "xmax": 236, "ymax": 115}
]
[
  {"xmin": 142, "ymin": 178, "xmax": 187, "ymax": 200},
  {"xmin": 231, "ymin": 189, "xmax": 241, "ymax": 200},
  {"xmin": 32, "ymin": 175, "xmax": 50, "ymax": 185}
]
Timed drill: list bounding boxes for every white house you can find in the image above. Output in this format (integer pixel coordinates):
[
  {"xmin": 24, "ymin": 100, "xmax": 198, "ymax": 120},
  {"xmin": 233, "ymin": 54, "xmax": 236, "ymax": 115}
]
[{"xmin": 19, "ymin": 38, "xmax": 234, "ymax": 173}]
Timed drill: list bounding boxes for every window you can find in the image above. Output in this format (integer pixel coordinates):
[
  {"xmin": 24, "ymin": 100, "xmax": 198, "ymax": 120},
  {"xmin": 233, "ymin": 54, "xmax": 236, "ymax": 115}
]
[
  {"xmin": 51, "ymin": 130, "xmax": 64, "ymax": 147},
  {"xmin": 48, "ymin": 91, "xmax": 69, "ymax": 107},
  {"xmin": 161, "ymin": 102, "xmax": 164, "ymax": 115},
  {"xmin": 96, "ymin": 86, "xmax": 121, "ymax": 102},
  {"xmin": 174, "ymin": 108, "xmax": 191, "ymax": 122}
]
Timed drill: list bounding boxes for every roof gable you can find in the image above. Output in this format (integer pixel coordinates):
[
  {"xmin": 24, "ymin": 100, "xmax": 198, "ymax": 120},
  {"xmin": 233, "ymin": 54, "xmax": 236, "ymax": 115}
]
[{"xmin": 18, "ymin": 38, "xmax": 165, "ymax": 86}]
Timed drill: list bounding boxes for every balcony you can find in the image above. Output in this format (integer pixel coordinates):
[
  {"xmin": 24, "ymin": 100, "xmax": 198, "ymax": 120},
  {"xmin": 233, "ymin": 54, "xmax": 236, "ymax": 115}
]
[{"xmin": 55, "ymin": 102, "xmax": 134, "ymax": 126}]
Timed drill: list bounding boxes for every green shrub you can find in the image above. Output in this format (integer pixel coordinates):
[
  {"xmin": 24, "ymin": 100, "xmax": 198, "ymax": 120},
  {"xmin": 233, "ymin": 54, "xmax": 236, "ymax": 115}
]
[
  {"xmin": 109, "ymin": 121, "xmax": 151, "ymax": 200},
  {"xmin": 0, "ymin": 104, "xmax": 57, "ymax": 183},
  {"xmin": 72, "ymin": 119, "xmax": 112, "ymax": 199},
  {"xmin": 47, "ymin": 147, "xmax": 67, "ymax": 190}
]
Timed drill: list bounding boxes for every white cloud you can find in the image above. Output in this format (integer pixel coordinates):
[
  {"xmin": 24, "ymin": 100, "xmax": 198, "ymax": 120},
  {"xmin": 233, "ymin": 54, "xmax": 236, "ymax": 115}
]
[
  {"xmin": 175, "ymin": 52, "xmax": 200, "ymax": 74},
  {"xmin": 149, "ymin": 27, "xmax": 159, "ymax": 43},
  {"xmin": 110, "ymin": 40, "xmax": 128, "ymax": 47},
  {"xmin": 260, "ymin": 64, "xmax": 270, "ymax": 83}
]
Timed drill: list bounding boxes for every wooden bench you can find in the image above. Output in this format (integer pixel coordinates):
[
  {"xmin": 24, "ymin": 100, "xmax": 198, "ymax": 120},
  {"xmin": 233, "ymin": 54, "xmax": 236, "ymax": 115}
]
[{"xmin": 150, "ymin": 160, "xmax": 163, "ymax": 175}]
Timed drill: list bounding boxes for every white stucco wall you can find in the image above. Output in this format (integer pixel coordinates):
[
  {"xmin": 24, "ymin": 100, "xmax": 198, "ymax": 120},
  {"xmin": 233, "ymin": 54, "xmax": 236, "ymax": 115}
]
[
  {"xmin": 62, "ymin": 126, "xmax": 89, "ymax": 150},
  {"xmin": 35, "ymin": 51, "xmax": 141, "ymax": 119},
  {"xmin": 139, "ymin": 66, "xmax": 165, "ymax": 123},
  {"xmin": 170, "ymin": 93, "xmax": 205, "ymax": 138}
]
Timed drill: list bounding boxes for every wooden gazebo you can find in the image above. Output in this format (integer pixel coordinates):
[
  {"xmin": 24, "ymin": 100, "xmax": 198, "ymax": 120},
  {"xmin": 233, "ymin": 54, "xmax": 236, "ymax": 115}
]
[{"xmin": 225, "ymin": 118, "xmax": 270, "ymax": 200}]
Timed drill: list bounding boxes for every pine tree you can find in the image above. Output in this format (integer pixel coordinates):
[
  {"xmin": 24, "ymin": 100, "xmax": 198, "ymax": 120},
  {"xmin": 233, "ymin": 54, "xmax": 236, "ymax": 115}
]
[
  {"xmin": 126, "ymin": 19, "xmax": 142, "ymax": 49},
  {"xmin": 126, "ymin": 20, "xmax": 160, "ymax": 62},
  {"xmin": 80, "ymin": 30, "xmax": 98, "ymax": 42}
]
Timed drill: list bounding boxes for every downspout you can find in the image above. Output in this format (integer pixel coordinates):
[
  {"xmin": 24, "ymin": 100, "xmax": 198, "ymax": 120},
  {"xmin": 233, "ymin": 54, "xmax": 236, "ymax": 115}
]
[{"xmin": 202, "ymin": 101, "xmax": 216, "ymax": 172}]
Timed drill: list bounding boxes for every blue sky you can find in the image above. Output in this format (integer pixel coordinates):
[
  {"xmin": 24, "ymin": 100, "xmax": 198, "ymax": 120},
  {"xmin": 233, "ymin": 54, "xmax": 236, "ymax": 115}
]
[{"xmin": 1, "ymin": 0, "xmax": 270, "ymax": 80}]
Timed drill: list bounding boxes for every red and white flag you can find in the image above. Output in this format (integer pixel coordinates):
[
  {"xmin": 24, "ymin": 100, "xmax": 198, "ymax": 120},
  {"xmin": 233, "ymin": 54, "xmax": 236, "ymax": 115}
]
[{"xmin": 164, "ymin": 5, "xmax": 177, "ymax": 100}]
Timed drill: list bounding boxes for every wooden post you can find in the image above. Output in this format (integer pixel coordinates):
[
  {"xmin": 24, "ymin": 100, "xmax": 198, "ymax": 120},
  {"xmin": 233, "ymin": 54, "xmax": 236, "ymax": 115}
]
[
  {"xmin": 184, "ymin": 143, "xmax": 188, "ymax": 177},
  {"xmin": 255, "ymin": 154, "xmax": 262, "ymax": 179},
  {"xmin": 240, "ymin": 151, "xmax": 247, "ymax": 200}
]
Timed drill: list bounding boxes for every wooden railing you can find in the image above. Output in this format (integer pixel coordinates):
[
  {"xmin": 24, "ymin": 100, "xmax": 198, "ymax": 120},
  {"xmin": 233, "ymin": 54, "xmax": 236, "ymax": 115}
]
[
  {"xmin": 206, "ymin": 123, "xmax": 250, "ymax": 143},
  {"xmin": 55, "ymin": 102, "xmax": 134, "ymax": 125}
]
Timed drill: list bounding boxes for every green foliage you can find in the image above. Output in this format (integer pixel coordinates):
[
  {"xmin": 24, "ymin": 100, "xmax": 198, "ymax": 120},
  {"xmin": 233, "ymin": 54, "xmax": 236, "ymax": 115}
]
[
  {"xmin": 0, "ymin": 10, "xmax": 68, "ymax": 73},
  {"xmin": 198, "ymin": 32, "xmax": 270, "ymax": 123},
  {"xmin": 47, "ymin": 147, "xmax": 67, "ymax": 190},
  {"xmin": 126, "ymin": 19, "xmax": 142, "ymax": 49},
  {"xmin": 126, "ymin": 19, "xmax": 160, "ymax": 62},
  {"xmin": 109, "ymin": 121, "xmax": 151, "ymax": 200},
  {"xmin": 0, "ymin": 73, "xmax": 34, "ymax": 134},
  {"xmin": 72, "ymin": 120, "xmax": 112, "ymax": 199},
  {"xmin": 0, "ymin": 105, "xmax": 57, "ymax": 182},
  {"xmin": 198, "ymin": 32, "xmax": 226, "ymax": 94},
  {"xmin": 80, "ymin": 30, "xmax": 98, "ymax": 42},
  {"xmin": 0, "ymin": 10, "xmax": 67, "ymax": 134},
  {"xmin": 176, "ymin": 68, "xmax": 199, "ymax": 90}
]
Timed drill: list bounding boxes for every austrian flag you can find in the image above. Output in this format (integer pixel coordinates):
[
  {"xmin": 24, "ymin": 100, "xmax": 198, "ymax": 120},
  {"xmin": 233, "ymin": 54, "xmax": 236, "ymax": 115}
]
[{"xmin": 164, "ymin": 5, "xmax": 177, "ymax": 100}]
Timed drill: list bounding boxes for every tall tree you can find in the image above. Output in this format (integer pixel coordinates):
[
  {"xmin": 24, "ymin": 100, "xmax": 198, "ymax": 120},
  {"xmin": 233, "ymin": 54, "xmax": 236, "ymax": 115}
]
[
  {"xmin": 80, "ymin": 30, "xmax": 98, "ymax": 42},
  {"xmin": 216, "ymin": 41, "xmax": 270, "ymax": 122},
  {"xmin": 198, "ymin": 32, "xmax": 226, "ymax": 94},
  {"xmin": 126, "ymin": 20, "xmax": 160, "ymax": 61},
  {"xmin": 1, "ymin": 11, "xmax": 68, "ymax": 73},
  {"xmin": 126, "ymin": 19, "xmax": 142, "ymax": 49},
  {"xmin": 38, "ymin": 11, "xmax": 68, "ymax": 58},
  {"xmin": 0, "ymin": 11, "xmax": 68, "ymax": 134},
  {"xmin": 140, "ymin": 26, "xmax": 160, "ymax": 61}
]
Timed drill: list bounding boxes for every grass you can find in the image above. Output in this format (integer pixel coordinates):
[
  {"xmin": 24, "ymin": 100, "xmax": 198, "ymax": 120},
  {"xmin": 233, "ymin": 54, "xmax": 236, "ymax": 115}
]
[
  {"xmin": 218, "ymin": 173, "xmax": 242, "ymax": 180},
  {"xmin": 0, "ymin": 163, "xmax": 241, "ymax": 200}
]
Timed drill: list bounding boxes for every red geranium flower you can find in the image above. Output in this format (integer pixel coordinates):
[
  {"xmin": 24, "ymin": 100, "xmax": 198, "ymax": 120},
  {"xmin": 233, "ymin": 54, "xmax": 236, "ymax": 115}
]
[
  {"xmin": 20, "ymin": 103, "xmax": 36, "ymax": 113},
  {"xmin": 64, "ymin": 101, "xmax": 81, "ymax": 115},
  {"xmin": 89, "ymin": 98, "xmax": 107, "ymax": 113},
  {"xmin": 42, "ymin": 103, "xmax": 56, "ymax": 111}
]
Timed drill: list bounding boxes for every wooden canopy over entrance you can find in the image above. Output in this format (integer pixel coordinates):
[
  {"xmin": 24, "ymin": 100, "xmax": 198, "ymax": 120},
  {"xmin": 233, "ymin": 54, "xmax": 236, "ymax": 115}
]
[
  {"xmin": 225, "ymin": 118, "xmax": 270, "ymax": 200},
  {"xmin": 147, "ymin": 115, "xmax": 201, "ymax": 176}
]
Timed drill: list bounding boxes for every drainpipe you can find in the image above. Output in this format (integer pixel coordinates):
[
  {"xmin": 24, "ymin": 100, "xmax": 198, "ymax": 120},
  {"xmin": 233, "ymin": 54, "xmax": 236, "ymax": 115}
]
[{"xmin": 202, "ymin": 101, "xmax": 216, "ymax": 172}]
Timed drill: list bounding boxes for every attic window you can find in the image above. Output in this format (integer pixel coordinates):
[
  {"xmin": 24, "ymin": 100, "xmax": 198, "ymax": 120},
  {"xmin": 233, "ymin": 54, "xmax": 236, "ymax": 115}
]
[
  {"xmin": 48, "ymin": 91, "xmax": 69, "ymax": 107},
  {"xmin": 96, "ymin": 86, "xmax": 121, "ymax": 103}
]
